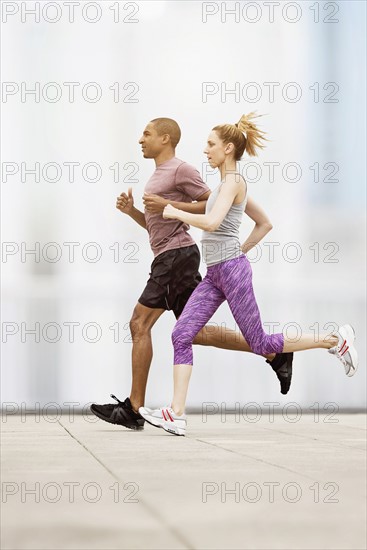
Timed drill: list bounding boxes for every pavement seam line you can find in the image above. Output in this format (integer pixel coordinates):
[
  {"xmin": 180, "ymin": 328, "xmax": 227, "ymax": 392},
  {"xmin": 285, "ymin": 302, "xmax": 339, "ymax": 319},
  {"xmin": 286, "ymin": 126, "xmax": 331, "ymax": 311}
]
[
  {"xmin": 57, "ymin": 419, "xmax": 194, "ymax": 550},
  {"xmin": 195, "ymin": 438, "xmax": 320, "ymax": 482},
  {"xmin": 260, "ymin": 425, "xmax": 367, "ymax": 452}
]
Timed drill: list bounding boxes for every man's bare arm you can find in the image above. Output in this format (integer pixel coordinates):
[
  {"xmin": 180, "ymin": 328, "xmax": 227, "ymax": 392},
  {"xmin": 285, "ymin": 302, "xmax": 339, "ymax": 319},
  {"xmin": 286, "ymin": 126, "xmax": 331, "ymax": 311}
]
[
  {"xmin": 128, "ymin": 206, "xmax": 147, "ymax": 229},
  {"xmin": 116, "ymin": 189, "xmax": 147, "ymax": 229}
]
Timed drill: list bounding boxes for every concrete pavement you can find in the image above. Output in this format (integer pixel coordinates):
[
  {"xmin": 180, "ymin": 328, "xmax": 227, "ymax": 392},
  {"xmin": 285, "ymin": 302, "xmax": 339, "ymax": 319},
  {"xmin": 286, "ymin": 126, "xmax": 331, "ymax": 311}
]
[{"xmin": 1, "ymin": 412, "xmax": 366, "ymax": 550}]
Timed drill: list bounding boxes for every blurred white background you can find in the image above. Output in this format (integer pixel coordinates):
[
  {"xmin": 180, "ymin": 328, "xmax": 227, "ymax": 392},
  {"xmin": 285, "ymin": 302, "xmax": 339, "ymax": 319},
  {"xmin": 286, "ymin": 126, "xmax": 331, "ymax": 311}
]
[{"xmin": 1, "ymin": 1, "xmax": 366, "ymax": 410}]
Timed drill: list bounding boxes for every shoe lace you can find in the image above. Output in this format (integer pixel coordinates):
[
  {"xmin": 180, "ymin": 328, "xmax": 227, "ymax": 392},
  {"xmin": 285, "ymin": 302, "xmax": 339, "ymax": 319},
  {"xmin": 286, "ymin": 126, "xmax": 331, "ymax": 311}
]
[{"xmin": 110, "ymin": 394, "xmax": 126, "ymax": 407}]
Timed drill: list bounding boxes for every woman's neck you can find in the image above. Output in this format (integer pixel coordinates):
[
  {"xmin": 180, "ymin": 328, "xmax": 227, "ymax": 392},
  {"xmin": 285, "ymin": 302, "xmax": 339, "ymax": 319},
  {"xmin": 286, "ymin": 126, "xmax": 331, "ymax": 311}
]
[{"xmin": 219, "ymin": 159, "xmax": 237, "ymax": 181}]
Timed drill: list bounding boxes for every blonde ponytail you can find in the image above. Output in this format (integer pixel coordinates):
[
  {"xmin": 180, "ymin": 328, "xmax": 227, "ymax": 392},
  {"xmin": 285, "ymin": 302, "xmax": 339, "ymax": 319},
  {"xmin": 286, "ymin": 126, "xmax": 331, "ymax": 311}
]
[
  {"xmin": 235, "ymin": 112, "xmax": 267, "ymax": 157},
  {"xmin": 213, "ymin": 112, "xmax": 267, "ymax": 161}
]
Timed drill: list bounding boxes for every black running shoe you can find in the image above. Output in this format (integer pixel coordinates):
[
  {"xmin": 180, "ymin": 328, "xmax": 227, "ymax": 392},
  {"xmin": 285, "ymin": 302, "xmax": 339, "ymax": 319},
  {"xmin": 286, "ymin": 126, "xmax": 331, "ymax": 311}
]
[
  {"xmin": 90, "ymin": 395, "xmax": 145, "ymax": 430},
  {"xmin": 266, "ymin": 353, "xmax": 294, "ymax": 395}
]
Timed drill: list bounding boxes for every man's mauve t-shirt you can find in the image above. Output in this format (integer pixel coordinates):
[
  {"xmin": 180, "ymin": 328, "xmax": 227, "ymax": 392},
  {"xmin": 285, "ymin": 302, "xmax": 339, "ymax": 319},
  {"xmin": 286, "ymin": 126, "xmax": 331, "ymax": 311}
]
[{"xmin": 144, "ymin": 157, "xmax": 210, "ymax": 257}]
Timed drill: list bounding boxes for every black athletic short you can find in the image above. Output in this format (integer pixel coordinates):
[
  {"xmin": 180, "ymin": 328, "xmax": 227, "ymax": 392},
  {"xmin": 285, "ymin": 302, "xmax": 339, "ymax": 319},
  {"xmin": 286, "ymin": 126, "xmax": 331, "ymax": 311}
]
[{"xmin": 138, "ymin": 244, "xmax": 202, "ymax": 319}]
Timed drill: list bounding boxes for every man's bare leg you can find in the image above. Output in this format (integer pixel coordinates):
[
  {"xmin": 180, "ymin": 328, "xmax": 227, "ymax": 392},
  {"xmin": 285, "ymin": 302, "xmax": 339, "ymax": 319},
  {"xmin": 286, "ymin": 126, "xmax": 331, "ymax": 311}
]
[
  {"xmin": 129, "ymin": 303, "xmax": 165, "ymax": 412},
  {"xmin": 193, "ymin": 325, "xmax": 275, "ymax": 361}
]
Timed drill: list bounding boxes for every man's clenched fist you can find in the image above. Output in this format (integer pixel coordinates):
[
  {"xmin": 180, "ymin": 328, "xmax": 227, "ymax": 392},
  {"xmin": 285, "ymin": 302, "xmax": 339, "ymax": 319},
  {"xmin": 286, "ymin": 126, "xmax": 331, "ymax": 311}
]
[{"xmin": 116, "ymin": 187, "xmax": 134, "ymax": 214}]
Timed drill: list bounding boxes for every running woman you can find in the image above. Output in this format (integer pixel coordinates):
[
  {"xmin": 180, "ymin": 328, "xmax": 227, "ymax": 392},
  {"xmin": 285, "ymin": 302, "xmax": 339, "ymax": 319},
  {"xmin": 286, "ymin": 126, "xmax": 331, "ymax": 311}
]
[
  {"xmin": 91, "ymin": 118, "xmax": 293, "ymax": 430},
  {"xmin": 139, "ymin": 113, "xmax": 359, "ymax": 436}
]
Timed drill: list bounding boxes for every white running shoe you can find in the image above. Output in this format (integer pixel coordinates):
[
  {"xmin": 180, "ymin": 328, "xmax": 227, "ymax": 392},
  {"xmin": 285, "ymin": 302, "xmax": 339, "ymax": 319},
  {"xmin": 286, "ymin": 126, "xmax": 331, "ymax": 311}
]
[
  {"xmin": 328, "ymin": 324, "xmax": 358, "ymax": 377},
  {"xmin": 139, "ymin": 406, "xmax": 187, "ymax": 436}
]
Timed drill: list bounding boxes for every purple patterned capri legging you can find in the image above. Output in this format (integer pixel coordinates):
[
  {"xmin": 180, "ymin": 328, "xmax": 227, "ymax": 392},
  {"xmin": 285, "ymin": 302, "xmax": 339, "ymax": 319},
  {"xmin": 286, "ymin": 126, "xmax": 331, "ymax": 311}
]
[{"xmin": 172, "ymin": 254, "xmax": 284, "ymax": 365}]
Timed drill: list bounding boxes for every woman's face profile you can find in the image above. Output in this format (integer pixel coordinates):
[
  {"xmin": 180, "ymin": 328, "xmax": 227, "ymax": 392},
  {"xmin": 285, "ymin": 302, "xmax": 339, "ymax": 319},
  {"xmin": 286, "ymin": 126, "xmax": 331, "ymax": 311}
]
[{"xmin": 204, "ymin": 131, "xmax": 226, "ymax": 168}]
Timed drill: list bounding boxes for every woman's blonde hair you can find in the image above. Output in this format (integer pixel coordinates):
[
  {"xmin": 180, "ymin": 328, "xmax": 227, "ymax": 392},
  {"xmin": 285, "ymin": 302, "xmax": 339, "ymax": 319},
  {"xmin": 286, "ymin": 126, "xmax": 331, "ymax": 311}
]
[{"xmin": 213, "ymin": 112, "xmax": 267, "ymax": 160}]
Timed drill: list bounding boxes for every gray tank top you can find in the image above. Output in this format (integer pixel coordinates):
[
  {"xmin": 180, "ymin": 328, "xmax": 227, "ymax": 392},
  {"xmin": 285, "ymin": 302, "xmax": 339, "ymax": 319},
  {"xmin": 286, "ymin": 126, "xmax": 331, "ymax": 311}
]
[{"xmin": 201, "ymin": 182, "xmax": 247, "ymax": 266}]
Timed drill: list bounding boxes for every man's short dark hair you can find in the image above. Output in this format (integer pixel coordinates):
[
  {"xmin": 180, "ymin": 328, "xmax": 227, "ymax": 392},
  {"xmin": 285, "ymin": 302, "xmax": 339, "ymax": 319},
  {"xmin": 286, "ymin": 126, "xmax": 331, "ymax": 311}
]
[{"xmin": 150, "ymin": 118, "xmax": 181, "ymax": 148}]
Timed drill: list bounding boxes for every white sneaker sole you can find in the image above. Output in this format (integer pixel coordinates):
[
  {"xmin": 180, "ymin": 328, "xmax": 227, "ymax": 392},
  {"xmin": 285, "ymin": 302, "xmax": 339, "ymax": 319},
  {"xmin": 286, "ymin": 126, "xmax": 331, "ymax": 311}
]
[
  {"xmin": 139, "ymin": 408, "xmax": 186, "ymax": 436},
  {"xmin": 339, "ymin": 324, "xmax": 358, "ymax": 377},
  {"xmin": 345, "ymin": 345, "xmax": 358, "ymax": 377},
  {"xmin": 162, "ymin": 422, "xmax": 186, "ymax": 436}
]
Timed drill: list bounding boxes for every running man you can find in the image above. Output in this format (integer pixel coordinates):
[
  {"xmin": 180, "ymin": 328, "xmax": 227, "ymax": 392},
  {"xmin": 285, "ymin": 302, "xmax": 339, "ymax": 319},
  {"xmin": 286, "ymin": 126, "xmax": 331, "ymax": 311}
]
[
  {"xmin": 91, "ymin": 117, "xmax": 293, "ymax": 429},
  {"xmin": 139, "ymin": 114, "xmax": 358, "ymax": 436}
]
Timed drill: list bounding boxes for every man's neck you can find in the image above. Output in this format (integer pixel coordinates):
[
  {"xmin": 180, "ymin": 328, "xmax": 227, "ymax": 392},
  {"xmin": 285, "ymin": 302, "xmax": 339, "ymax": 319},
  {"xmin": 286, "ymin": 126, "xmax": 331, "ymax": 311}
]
[{"xmin": 154, "ymin": 150, "xmax": 175, "ymax": 167}]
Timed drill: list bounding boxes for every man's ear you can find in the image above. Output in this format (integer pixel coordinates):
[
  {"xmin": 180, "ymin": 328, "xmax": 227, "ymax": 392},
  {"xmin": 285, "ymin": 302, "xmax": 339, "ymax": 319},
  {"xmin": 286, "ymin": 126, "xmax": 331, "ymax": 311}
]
[{"xmin": 161, "ymin": 134, "xmax": 171, "ymax": 145}]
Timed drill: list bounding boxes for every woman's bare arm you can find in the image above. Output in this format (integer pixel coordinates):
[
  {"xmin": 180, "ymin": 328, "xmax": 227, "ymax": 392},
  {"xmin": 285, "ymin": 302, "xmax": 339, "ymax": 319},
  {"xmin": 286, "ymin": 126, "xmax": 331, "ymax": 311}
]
[
  {"xmin": 143, "ymin": 191, "xmax": 210, "ymax": 215},
  {"xmin": 241, "ymin": 196, "xmax": 273, "ymax": 253},
  {"xmin": 163, "ymin": 177, "xmax": 242, "ymax": 231}
]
